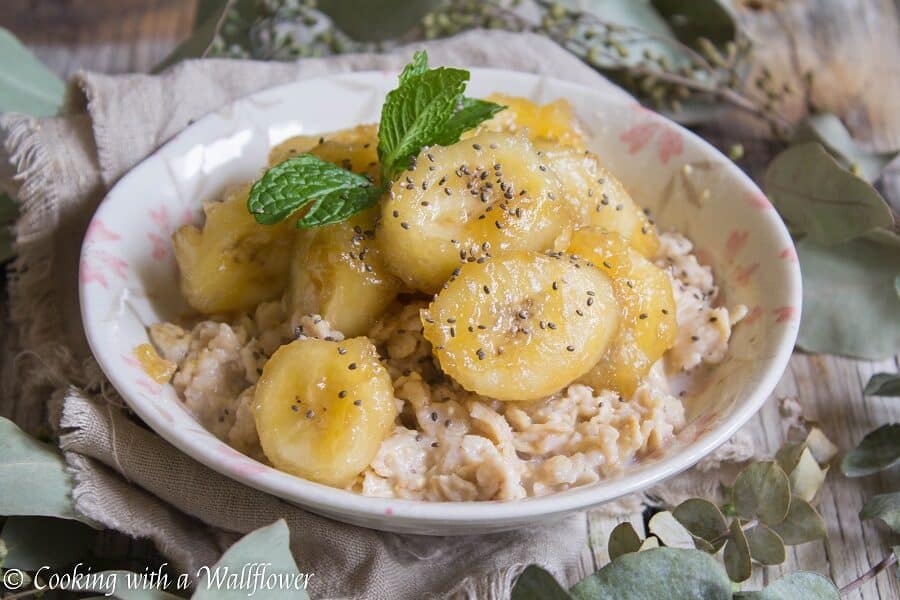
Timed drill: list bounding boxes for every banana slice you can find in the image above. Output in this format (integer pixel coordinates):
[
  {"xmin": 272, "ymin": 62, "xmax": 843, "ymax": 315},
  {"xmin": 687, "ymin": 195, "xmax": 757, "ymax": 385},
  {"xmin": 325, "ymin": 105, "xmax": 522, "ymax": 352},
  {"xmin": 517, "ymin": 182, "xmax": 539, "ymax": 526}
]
[
  {"xmin": 472, "ymin": 94, "xmax": 586, "ymax": 149},
  {"xmin": 289, "ymin": 208, "xmax": 402, "ymax": 337},
  {"xmin": 379, "ymin": 132, "xmax": 573, "ymax": 292},
  {"xmin": 421, "ymin": 250, "xmax": 620, "ymax": 401},
  {"xmin": 254, "ymin": 337, "xmax": 397, "ymax": 487},
  {"xmin": 536, "ymin": 143, "xmax": 660, "ymax": 257},
  {"xmin": 173, "ymin": 183, "xmax": 294, "ymax": 314},
  {"xmin": 268, "ymin": 123, "xmax": 379, "ymax": 175},
  {"xmin": 568, "ymin": 228, "xmax": 677, "ymax": 396}
]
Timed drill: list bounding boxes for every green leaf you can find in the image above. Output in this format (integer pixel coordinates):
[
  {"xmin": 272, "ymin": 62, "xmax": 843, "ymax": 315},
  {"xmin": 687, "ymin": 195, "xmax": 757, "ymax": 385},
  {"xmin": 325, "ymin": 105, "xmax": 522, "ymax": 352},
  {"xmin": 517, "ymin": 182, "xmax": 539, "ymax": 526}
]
[
  {"xmin": 865, "ymin": 373, "xmax": 900, "ymax": 396},
  {"xmin": 570, "ymin": 548, "xmax": 732, "ymax": 600},
  {"xmin": 673, "ymin": 498, "xmax": 728, "ymax": 544},
  {"xmin": 841, "ymin": 423, "xmax": 900, "ymax": 477},
  {"xmin": 608, "ymin": 522, "xmax": 642, "ymax": 560},
  {"xmin": 511, "ymin": 565, "xmax": 573, "ymax": 600},
  {"xmin": 0, "ymin": 27, "xmax": 65, "ymax": 116},
  {"xmin": 860, "ymin": 492, "xmax": 900, "ymax": 533},
  {"xmin": 744, "ymin": 524, "xmax": 786, "ymax": 566},
  {"xmin": 377, "ymin": 66, "xmax": 469, "ymax": 180},
  {"xmin": 318, "ymin": 0, "xmax": 435, "ymax": 42},
  {"xmin": 0, "ymin": 417, "xmax": 81, "ymax": 521},
  {"xmin": 297, "ymin": 184, "xmax": 381, "ymax": 228},
  {"xmin": 399, "ymin": 49, "xmax": 429, "ymax": 84},
  {"xmin": 771, "ymin": 498, "xmax": 827, "ymax": 545},
  {"xmin": 152, "ymin": 1, "xmax": 234, "ymax": 73},
  {"xmin": 431, "ymin": 97, "xmax": 506, "ymax": 146},
  {"xmin": 787, "ymin": 447, "xmax": 828, "ymax": 503},
  {"xmin": 649, "ymin": 0, "xmax": 737, "ymax": 48},
  {"xmin": 723, "ymin": 519, "xmax": 751, "ymax": 582},
  {"xmin": 734, "ymin": 572, "xmax": 839, "ymax": 599},
  {"xmin": 247, "ymin": 153, "xmax": 377, "ymax": 226},
  {"xmin": 793, "ymin": 113, "xmax": 899, "ymax": 183},
  {"xmin": 775, "ymin": 442, "xmax": 807, "ymax": 474},
  {"xmin": 0, "ymin": 517, "xmax": 95, "ymax": 570},
  {"xmin": 194, "ymin": 520, "xmax": 309, "ymax": 599},
  {"xmin": 764, "ymin": 142, "xmax": 894, "ymax": 245},
  {"xmin": 648, "ymin": 511, "xmax": 696, "ymax": 549},
  {"xmin": 796, "ymin": 231, "xmax": 900, "ymax": 360},
  {"xmin": 733, "ymin": 462, "xmax": 791, "ymax": 526}
]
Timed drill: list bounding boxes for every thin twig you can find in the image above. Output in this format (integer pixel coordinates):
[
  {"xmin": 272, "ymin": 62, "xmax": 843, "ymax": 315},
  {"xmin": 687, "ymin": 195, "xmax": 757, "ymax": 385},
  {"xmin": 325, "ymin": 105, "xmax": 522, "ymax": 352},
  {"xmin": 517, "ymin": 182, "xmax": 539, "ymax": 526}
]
[{"xmin": 839, "ymin": 550, "xmax": 898, "ymax": 596}]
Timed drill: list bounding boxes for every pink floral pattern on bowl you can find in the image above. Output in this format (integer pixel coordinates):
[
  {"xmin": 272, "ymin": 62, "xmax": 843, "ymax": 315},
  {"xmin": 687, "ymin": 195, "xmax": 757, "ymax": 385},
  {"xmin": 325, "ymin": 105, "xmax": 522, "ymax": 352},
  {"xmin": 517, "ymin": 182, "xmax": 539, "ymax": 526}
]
[{"xmin": 79, "ymin": 70, "xmax": 801, "ymax": 535}]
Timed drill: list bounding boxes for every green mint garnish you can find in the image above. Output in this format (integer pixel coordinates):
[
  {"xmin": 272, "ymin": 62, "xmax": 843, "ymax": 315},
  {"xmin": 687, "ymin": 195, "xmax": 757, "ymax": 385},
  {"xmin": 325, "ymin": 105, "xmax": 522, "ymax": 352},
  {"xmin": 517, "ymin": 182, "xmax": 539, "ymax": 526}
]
[
  {"xmin": 247, "ymin": 154, "xmax": 378, "ymax": 226},
  {"xmin": 247, "ymin": 50, "xmax": 504, "ymax": 229}
]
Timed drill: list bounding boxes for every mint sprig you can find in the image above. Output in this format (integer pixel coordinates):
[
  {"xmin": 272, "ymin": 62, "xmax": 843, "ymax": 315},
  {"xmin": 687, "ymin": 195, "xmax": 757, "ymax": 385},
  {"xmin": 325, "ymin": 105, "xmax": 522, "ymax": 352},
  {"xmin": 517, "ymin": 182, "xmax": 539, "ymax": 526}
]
[
  {"xmin": 247, "ymin": 50, "xmax": 504, "ymax": 229},
  {"xmin": 247, "ymin": 154, "xmax": 378, "ymax": 226}
]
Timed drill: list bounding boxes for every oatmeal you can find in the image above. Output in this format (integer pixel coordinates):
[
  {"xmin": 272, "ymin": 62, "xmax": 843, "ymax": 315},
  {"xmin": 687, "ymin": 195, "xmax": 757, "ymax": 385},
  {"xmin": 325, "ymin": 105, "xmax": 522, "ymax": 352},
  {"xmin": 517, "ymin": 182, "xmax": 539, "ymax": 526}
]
[{"xmin": 147, "ymin": 83, "xmax": 745, "ymax": 501}]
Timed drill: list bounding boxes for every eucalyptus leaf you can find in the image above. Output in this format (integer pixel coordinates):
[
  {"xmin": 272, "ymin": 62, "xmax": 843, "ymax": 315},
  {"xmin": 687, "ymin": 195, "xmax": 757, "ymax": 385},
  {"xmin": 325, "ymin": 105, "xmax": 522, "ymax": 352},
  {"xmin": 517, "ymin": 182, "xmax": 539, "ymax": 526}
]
[
  {"xmin": 0, "ymin": 417, "xmax": 80, "ymax": 521},
  {"xmin": 153, "ymin": 1, "xmax": 253, "ymax": 73},
  {"xmin": 570, "ymin": 548, "xmax": 732, "ymax": 600},
  {"xmin": 841, "ymin": 423, "xmax": 900, "ymax": 477},
  {"xmin": 511, "ymin": 565, "xmax": 573, "ymax": 600},
  {"xmin": 608, "ymin": 522, "xmax": 642, "ymax": 560},
  {"xmin": 733, "ymin": 462, "xmax": 791, "ymax": 526},
  {"xmin": 859, "ymin": 491, "xmax": 900, "ymax": 533},
  {"xmin": 744, "ymin": 524, "xmax": 786, "ymax": 566},
  {"xmin": 793, "ymin": 113, "xmax": 898, "ymax": 183},
  {"xmin": 723, "ymin": 519, "xmax": 751, "ymax": 582},
  {"xmin": 0, "ymin": 517, "xmax": 95, "ymax": 570},
  {"xmin": 561, "ymin": 0, "xmax": 686, "ymax": 71},
  {"xmin": 0, "ymin": 27, "xmax": 65, "ymax": 116},
  {"xmin": 734, "ymin": 572, "xmax": 840, "ymax": 599},
  {"xmin": 648, "ymin": 511, "xmax": 697, "ymax": 549},
  {"xmin": 194, "ymin": 520, "xmax": 309, "ymax": 600},
  {"xmin": 319, "ymin": 0, "xmax": 436, "ymax": 42},
  {"xmin": 771, "ymin": 498, "xmax": 827, "ymax": 545},
  {"xmin": 796, "ymin": 231, "xmax": 900, "ymax": 360},
  {"xmin": 764, "ymin": 142, "xmax": 894, "ymax": 245},
  {"xmin": 673, "ymin": 498, "xmax": 728, "ymax": 544},
  {"xmin": 865, "ymin": 373, "xmax": 900, "ymax": 396},
  {"xmin": 775, "ymin": 442, "xmax": 806, "ymax": 474},
  {"xmin": 649, "ymin": 0, "xmax": 736, "ymax": 48},
  {"xmin": 788, "ymin": 448, "xmax": 828, "ymax": 503}
]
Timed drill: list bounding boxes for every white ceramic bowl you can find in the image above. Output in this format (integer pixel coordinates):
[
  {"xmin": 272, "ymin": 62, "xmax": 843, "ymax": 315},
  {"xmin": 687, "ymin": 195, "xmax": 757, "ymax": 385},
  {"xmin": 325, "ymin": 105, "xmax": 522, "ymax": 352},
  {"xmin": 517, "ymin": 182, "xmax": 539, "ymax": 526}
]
[{"xmin": 80, "ymin": 69, "xmax": 801, "ymax": 534}]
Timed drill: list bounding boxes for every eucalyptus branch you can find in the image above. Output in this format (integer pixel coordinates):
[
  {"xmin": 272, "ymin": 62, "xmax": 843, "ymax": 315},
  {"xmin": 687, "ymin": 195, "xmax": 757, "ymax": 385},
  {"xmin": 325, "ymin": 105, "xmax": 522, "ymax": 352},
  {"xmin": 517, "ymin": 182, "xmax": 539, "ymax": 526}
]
[{"xmin": 839, "ymin": 550, "xmax": 898, "ymax": 596}]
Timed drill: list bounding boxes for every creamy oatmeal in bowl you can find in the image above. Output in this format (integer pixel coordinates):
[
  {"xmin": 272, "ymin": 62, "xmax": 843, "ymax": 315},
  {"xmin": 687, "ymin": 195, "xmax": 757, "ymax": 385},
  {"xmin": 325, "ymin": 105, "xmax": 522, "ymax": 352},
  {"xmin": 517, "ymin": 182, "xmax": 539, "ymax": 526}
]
[{"xmin": 80, "ymin": 59, "xmax": 800, "ymax": 533}]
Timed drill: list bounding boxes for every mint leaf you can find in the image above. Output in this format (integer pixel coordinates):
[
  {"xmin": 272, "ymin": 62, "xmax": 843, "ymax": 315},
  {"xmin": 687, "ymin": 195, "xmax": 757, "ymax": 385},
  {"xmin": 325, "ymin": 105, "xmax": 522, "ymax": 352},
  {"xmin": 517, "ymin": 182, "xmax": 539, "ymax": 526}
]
[
  {"xmin": 432, "ymin": 97, "xmax": 506, "ymax": 146},
  {"xmin": 399, "ymin": 49, "xmax": 428, "ymax": 84},
  {"xmin": 377, "ymin": 66, "xmax": 469, "ymax": 180},
  {"xmin": 298, "ymin": 185, "xmax": 381, "ymax": 228},
  {"xmin": 247, "ymin": 153, "xmax": 376, "ymax": 226}
]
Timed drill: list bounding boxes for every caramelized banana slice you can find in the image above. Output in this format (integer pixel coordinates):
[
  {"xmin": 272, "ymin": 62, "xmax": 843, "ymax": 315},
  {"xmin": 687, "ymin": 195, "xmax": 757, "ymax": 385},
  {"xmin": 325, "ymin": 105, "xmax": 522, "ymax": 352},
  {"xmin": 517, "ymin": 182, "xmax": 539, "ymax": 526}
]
[
  {"xmin": 473, "ymin": 94, "xmax": 586, "ymax": 148},
  {"xmin": 568, "ymin": 228, "xmax": 677, "ymax": 396},
  {"xmin": 421, "ymin": 250, "xmax": 620, "ymax": 401},
  {"xmin": 289, "ymin": 208, "xmax": 402, "ymax": 337},
  {"xmin": 254, "ymin": 337, "xmax": 396, "ymax": 487},
  {"xmin": 536, "ymin": 143, "xmax": 660, "ymax": 257},
  {"xmin": 268, "ymin": 123, "xmax": 379, "ymax": 174},
  {"xmin": 173, "ymin": 183, "xmax": 294, "ymax": 314},
  {"xmin": 380, "ymin": 132, "xmax": 572, "ymax": 292}
]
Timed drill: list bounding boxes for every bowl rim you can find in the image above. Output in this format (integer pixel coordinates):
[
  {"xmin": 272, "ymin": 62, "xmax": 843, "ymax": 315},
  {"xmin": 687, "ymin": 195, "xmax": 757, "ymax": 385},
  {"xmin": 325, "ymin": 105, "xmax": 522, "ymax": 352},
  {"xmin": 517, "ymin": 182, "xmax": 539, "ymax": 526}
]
[{"xmin": 80, "ymin": 67, "xmax": 802, "ymax": 526}]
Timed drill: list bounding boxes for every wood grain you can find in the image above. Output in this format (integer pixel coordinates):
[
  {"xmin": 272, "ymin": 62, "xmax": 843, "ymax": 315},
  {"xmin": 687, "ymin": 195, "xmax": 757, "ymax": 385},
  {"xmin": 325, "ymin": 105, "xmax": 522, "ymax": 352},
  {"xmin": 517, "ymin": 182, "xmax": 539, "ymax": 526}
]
[{"xmin": 3, "ymin": 0, "xmax": 899, "ymax": 596}]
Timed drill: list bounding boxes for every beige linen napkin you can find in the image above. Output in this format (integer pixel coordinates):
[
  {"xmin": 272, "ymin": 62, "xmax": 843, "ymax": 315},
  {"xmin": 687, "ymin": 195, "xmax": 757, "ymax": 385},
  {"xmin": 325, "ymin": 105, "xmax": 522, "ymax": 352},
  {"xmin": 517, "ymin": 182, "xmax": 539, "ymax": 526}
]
[{"xmin": 0, "ymin": 30, "xmax": 754, "ymax": 599}]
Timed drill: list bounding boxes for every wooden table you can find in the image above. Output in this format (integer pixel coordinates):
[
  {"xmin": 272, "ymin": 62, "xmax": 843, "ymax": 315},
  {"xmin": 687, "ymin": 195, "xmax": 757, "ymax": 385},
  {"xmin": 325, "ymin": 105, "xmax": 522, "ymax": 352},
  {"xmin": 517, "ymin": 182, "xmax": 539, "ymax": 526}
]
[{"xmin": 3, "ymin": 1, "xmax": 898, "ymax": 598}]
